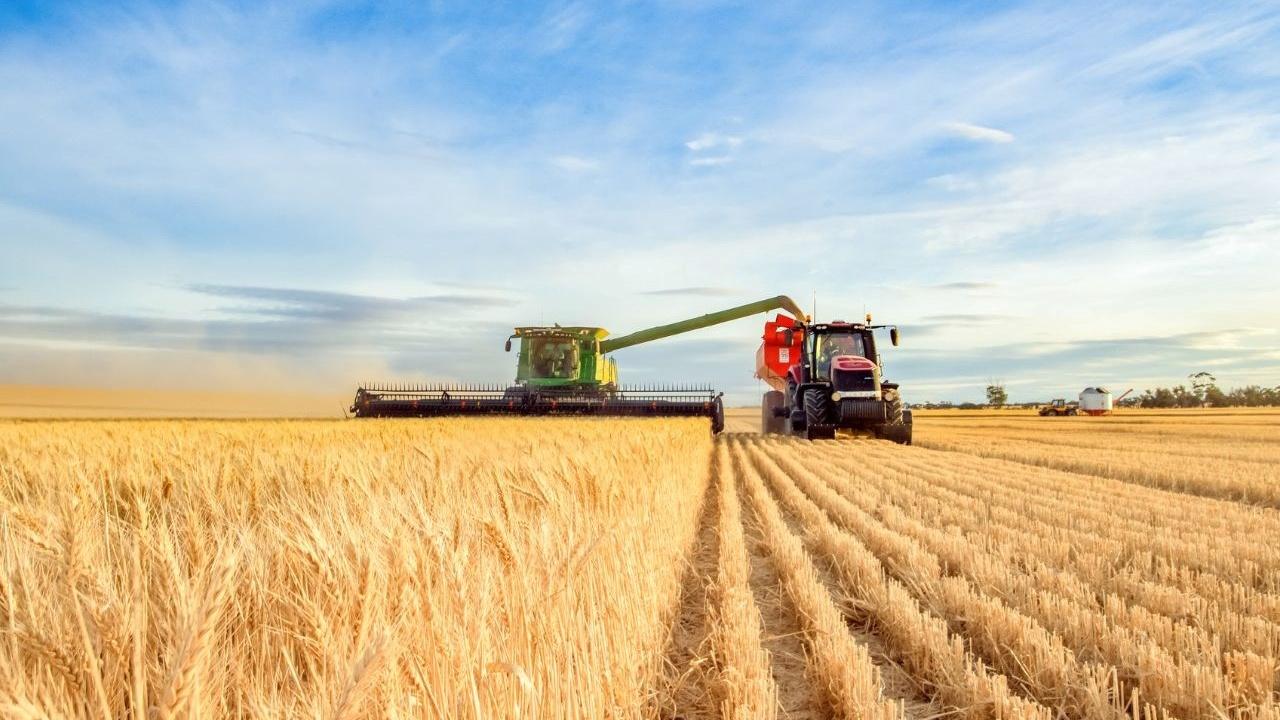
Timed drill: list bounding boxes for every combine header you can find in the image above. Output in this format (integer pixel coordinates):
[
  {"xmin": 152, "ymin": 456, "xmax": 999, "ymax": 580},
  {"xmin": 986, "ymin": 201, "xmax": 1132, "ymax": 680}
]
[{"xmin": 351, "ymin": 295, "xmax": 807, "ymax": 433}]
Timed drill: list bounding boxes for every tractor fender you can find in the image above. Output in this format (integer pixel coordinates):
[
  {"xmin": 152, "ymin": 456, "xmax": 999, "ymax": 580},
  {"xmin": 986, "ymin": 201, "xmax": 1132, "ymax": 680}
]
[{"xmin": 787, "ymin": 364, "xmax": 805, "ymax": 386}]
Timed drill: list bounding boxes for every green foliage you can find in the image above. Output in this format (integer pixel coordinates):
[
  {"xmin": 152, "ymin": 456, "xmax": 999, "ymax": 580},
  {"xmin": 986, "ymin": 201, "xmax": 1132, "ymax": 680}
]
[
  {"xmin": 1133, "ymin": 371, "xmax": 1280, "ymax": 408},
  {"xmin": 985, "ymin": 383, "xmax": 1008, "ymax": 408}
]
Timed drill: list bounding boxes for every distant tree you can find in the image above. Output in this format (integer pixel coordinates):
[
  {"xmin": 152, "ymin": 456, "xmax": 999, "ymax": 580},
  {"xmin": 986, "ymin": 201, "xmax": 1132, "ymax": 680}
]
[
  {"xmin": 1135, "ymin": 377, "xmax": 1280, "ymax": 408},
  {"xmin": 1150, "ymin": 387, "xmax": 1177, "ymax": 408},
  {"xmin": 1189, "ymin": 371, "xmax": 1217, "ymax": 406},
  {"xmin": 1171, "ymin": 385, "xmax": 1198, "ymax": 408},
  {"xmin": 985, "ymin": 383, "xmax": 1008, "ymax": 408},
  {"xmin": 1203, "ymin": 384, "xmax": 1228, "ymax": 408}
]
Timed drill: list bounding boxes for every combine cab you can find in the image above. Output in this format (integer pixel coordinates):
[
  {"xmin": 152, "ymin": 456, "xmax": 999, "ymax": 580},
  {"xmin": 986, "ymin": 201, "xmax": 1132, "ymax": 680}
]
[
  {"xmin": 756, "ymin": 314, "xmax": 911, "ymax": 443},
  {"xmin": 352, "ymin": 295, "xmax": 810, "ymax": 434}
]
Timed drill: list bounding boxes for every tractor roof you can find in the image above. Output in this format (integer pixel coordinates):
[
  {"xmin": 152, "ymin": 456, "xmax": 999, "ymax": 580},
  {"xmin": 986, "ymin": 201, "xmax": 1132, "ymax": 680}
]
[{"xmin": 810, "ymin": 322, "xmax": 869, "ymax": 331}]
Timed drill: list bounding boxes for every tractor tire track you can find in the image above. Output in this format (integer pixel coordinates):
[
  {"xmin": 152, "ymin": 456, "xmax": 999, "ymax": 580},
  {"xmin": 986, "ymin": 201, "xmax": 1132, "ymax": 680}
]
[
  {"xmin": 739, "ymin": 438, "xmax": 940, "ymax": 719},
  {"xmin": 657, "ymin": 457, "xmax": 721, "ymax": 720},
  {"xmin": 739, "ymin": 483, "xmax": 829, "ymax": 720}
]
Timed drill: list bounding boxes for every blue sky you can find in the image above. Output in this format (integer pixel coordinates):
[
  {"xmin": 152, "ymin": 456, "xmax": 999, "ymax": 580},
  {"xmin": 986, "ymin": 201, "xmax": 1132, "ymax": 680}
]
[{"xmin": 1, "ymin": 0, "xmax": 1278, "ymax": 403}]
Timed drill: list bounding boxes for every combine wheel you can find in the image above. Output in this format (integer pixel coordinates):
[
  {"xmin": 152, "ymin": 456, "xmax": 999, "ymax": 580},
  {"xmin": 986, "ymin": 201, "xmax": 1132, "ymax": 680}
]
[
  {"xmin": 711, "ymin": 396, "xmax": 725, "ymax": 435},
  {"xmin": 803, "ymin": 388, "xmax": 835, "ymax": 440},
  {"xmin": 761, "ymin": 391, "xmax": 785, "ymax": 434}
]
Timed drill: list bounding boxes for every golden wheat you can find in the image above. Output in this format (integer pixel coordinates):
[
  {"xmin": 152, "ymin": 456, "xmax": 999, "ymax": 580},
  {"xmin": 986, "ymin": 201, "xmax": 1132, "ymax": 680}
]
[
  {"xmin": 730, "ymin": 441, "xmax": 902, "ymax": 720},
  {"xmin": 0, "ymin": 418, "xmax": 711, "ymax": 718},
  {"xmin": 706, "ymin": 444, "xmax": 777, "ymax": 720},
  {"xmin": 4, "ymin": 408, "xmax": 1279, "ymax": 719},
  {"xmin": 915, "ymin": 411, "xmax": 1280, "ymax": 506}
]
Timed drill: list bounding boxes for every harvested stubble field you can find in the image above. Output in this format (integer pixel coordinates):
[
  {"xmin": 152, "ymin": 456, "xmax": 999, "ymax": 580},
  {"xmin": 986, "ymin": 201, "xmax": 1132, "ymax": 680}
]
[{"xmin": 2, "ymin": 408, "xmax": 1279, "ymax": 719}]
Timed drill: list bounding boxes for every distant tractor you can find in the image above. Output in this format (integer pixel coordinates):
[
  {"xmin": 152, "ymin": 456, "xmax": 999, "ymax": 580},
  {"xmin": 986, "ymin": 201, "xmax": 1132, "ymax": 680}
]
[
  {"xmin": 756, "ymin": 313, "xmax": 911, "ymax": 443},
  {"xmin": 1039, "ymin": 399, "xmax": 1078, "ymax": 417}
]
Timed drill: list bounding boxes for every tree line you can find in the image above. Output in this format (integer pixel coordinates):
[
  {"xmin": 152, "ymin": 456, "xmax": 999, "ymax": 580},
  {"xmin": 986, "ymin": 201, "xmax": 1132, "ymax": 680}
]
[
  {"xmin": 912, "ymin": 374, "xmax": 1280, "ymax": 409},
  {"xmin": 1123, "ymin": 372, "xmax": 1280, "ymax": 408}
]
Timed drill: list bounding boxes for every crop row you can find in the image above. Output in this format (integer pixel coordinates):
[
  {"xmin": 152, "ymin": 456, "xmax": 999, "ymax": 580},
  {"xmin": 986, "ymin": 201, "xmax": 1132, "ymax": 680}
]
[
  {"xmin": 915, "ymin": 427, "xmax": 1280, "ymax": 506},
  {"xmin": 730, "ymin": 434, "xmax": 1280, "ymax": 719}
]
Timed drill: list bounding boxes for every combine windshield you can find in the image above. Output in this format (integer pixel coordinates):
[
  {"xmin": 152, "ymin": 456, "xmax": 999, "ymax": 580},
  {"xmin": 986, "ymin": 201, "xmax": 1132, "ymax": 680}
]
[
  {"xmin": 530, "ymin": 337, "xmax": 579, "ymax": 379},
  {"xmin": 814, "ymin": 332, "xmax": 866, "ymax": 380}
]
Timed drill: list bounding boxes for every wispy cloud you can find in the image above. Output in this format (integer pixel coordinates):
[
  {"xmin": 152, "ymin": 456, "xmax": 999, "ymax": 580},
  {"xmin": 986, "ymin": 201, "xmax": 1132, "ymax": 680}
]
[
  {"xmin": 187, "ymin": 284, "xmax": 517, "ymax": 322},
  {"xmin": 943, "ymin": 122, "xmax": 1015, "ymax": 143},
  {"xmin": 928, "ymin": 282, "xmax": 999, "ymax": 291},
  {"xmin": 0, "ymin": 285, "xmax": 517, "ymax": 356},
  {"xmin": 918, "ymin": 313, "xmax": 1011, "ymax": 323},
  {"xmin": 685, "ymin": 133, "xmax": 743, "ymax": 152},
  {"xmin": 684, "ymin": 131, "xmax": 743, "ymax": 166},
  {"xmin": 640, "ymin": 287, "xmax": 741, "ymax": 297},
  {"xmin": 550, "ymin": 155, "xmax": 599, "ymax": 172}
]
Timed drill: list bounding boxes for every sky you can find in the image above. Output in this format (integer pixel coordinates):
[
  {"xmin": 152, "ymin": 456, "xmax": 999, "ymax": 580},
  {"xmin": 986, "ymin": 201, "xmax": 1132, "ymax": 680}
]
[{"xmin": 1, "ymin": 0, "xmax": 1278, "ymax": 404}]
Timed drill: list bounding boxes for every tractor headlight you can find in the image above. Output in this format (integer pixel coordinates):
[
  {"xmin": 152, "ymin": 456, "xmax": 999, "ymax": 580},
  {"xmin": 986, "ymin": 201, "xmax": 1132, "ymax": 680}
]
[{"xmin": 831, "ymin": 391, "xmax": 843, "ymax": 402}]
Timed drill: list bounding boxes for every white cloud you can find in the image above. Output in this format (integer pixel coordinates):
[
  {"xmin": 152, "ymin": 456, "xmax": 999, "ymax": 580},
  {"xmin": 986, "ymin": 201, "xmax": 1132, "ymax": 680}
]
[
  {"xmin": 684, "ymin": 132, "xmax": 743, "ymax": 151},
  {"xmin": 943, "ymin": 121, "xmax": 1015, "ymax": 143},
  {"xmin": 689, "ymin": 155, "xmax": 734, "ymax": 167},
  {"xmin": 550, "ymin": 155, "xmax": 599, "ymax": 172},
  {"xmin": 926, "ymin": 174, "xmax": 980, "ymax": 192}
]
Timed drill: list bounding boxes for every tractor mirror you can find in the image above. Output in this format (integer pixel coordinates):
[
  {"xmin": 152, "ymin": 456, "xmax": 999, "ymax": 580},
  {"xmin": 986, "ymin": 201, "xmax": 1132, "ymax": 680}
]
[
  {"xmin": 504, "ymin": 338, "xmax": 512, "ymax": 352},
  {"xmin": 783, "ymin": 328, "xmax": 794, "ymax": 345},
  {"xmin": 890, "ymin": 327, "xmax": 900, "ymax": 346}
]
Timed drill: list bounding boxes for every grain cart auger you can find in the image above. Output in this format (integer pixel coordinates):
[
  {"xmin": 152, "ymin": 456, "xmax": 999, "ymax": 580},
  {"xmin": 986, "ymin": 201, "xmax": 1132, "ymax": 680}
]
[
  {"xmin": 350, "ymin": 295, "xmax": 807, "ymax": 433},
  {"xmin": 756, "ymin": 313, "xmax": 912, "ymax": 443}
]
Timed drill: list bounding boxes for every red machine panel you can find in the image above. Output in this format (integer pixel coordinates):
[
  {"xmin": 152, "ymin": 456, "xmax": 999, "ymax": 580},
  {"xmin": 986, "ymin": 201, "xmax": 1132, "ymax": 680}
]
[
  {"xmin": 831, "ymin": 356, "xmax": 875, "ymax": 372},
  {"xmin": 755, "ymin": 313, "xmax": 804, "ymax": 391}
]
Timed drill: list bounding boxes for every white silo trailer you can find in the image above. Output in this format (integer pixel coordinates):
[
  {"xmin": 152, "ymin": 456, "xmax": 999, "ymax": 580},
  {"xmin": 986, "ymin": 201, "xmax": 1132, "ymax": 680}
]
[{"xmin": 1079, "ymin": 387, "xmax": 1112, "ymax": 416}]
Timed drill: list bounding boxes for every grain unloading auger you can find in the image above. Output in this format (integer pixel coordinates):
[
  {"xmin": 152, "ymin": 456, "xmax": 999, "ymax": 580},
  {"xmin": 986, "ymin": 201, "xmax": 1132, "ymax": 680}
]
[{"xmin": 350, "ymin": 295, "xmax": 807, "ymax": 433}]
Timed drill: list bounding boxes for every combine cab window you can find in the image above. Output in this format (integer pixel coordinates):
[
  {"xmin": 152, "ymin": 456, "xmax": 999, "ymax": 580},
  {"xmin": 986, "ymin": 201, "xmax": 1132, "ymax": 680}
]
[
  {"xmin": 531, "ymin": 338, "xmax": 579, "ymax": 379},
  {"xmin": 814, "ymin": 333, "xmax": 867, "ymax": 380}
]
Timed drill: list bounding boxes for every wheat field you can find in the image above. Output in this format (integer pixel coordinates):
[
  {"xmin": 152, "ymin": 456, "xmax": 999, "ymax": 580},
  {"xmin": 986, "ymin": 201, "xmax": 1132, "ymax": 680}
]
[{"xmin": 2, "ymin": 409, "xmax": 1279, "ymax": 719}]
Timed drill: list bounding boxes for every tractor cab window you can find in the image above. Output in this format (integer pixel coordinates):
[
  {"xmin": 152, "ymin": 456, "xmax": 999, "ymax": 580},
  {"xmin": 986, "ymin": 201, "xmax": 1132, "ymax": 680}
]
[
  {"xmin": 814, "ymin": 332, "xmax": 867, "ymax": 380},
  {"xmin": 531, "ymin": 338, "xmax": 579, "ymax": 379}
]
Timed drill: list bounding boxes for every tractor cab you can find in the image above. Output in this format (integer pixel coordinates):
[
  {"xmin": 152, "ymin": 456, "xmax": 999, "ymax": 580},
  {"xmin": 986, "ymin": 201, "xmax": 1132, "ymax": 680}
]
[{"xmin": 808, "ymin": 325, "xmax": 874, "ymax": 381}]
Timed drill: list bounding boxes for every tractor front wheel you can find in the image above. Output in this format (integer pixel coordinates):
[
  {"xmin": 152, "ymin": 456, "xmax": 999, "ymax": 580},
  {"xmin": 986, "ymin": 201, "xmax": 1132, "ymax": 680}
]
[
  {"xmin": 803, "ymin": 388, "xmax": 835, "ymax": 440},
  {"xmin": 876, "ymin": 394, "xmax": 912, "ymax": 445}
]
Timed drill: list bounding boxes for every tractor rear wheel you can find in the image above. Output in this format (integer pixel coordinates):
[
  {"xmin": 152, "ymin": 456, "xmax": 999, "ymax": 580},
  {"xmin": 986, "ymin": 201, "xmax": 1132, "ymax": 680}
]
[
  {"xmin": 803, "ymin": 388, "xmax": 835, "ymax": 440},
  {"xmin": 761, "ymin": 391, "xmax": 785, "ymax": 434}
]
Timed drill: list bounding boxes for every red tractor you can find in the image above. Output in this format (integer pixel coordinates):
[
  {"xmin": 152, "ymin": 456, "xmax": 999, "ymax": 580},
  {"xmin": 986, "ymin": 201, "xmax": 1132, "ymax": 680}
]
[{"xmin": 755, "ymin": 314, "xmax": 912, "ymax": 443}]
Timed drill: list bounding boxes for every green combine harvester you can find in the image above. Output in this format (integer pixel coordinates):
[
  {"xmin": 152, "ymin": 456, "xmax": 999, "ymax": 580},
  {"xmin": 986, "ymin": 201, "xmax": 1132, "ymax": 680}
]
[{"xmin": 350, "ymin": 295, "xmax": 806, "ymax": 433}]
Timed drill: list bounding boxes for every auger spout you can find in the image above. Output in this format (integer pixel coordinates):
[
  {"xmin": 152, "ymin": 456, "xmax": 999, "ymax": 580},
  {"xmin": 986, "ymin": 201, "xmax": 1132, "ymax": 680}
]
[{"xmin": 599, "ymin": 295, "xmax": 805, "ymax": 354}]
